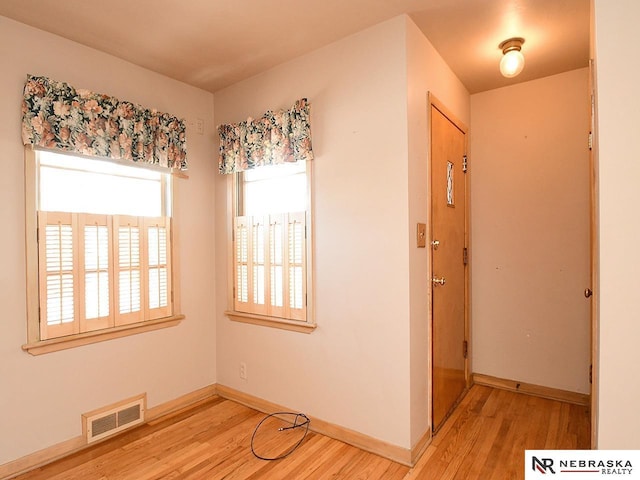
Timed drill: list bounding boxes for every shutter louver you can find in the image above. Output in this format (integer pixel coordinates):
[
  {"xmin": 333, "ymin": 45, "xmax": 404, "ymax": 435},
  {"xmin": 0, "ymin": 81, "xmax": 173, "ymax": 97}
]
[
  {"xmin": 251, "ymin": 218, "xmax": 266, "ymax": 305},
  {"xmin": 269, "ymin": 215, "xmax": 284, "ymax": 310},
  {"xmin": 38, "ymin": 212, "xmax": 78, "ymax": 339},
  {"xmin": 146, "ymin": 218, "xmax": 171, "ymax": 319},
  {"xmin": 45, "ymin": 225, "xmax": 74, "ymax": 325},
  {"xmin": 84, "ymin": 225, "xmax": 110, "ymax": 319},
  {"xmin": 114, "ymin": 216, "xmax": 143, "ymax": 326},
  {"xmin": 78, "ymin": 214, "xmax": 113, "ymax": 332},
  {"xmin": 287, "ymin": 213, "xmax": 306, "ymax": 320},
  {"xmin": 119, "ymin": 227, "xmax": 141, "ymax": 313},
  {"xmin": 235, "ymin": 218, "xmax": 249, "ymax": 306}
]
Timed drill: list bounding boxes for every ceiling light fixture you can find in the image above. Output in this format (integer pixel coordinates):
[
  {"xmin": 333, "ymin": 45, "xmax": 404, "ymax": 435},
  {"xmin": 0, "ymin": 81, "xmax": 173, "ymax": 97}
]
[{"xmin": 499, "ymin": 37, "xmax": 525, "ymax": 78}]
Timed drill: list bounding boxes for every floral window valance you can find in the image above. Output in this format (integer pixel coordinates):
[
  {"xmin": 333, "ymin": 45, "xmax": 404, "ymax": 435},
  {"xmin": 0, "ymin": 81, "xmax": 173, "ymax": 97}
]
[
  {"xmin": 218, "ymin": 98, "xmax": 313, "ymax": 174},
  {"xmin": 22, "ymin": 75, "xmax": 187, "ymax": 171}
]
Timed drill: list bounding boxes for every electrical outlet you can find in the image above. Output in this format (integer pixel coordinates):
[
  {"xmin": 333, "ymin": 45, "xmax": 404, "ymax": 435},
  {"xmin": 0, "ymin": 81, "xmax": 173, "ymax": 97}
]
[
  {"xmin": 239, "ymin": 362, "xmax": 247, "ymax": 380},
  {"xmin": 196, "ymin": 118, "xmax": 204, "ymax": 135}
]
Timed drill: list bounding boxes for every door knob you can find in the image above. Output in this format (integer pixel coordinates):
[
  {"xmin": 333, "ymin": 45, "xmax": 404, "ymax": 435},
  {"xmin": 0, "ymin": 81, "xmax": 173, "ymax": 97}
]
[
  {"xmin": 432, "ymin": 276, "xmax": 446, "ymax": 286},
  {"xmin": 431, "ymin": 240, "xmax": 440, "ymax": 250},
  {"xmin": 584, "ymin": 288, "xmax": 593, "ymax": 298}
]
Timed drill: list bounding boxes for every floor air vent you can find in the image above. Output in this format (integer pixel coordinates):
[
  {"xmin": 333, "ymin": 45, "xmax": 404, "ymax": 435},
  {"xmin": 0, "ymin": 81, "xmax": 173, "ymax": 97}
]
[{"xmin": 83, "ymin": 394, "xmax": 146, "ymax": 443}]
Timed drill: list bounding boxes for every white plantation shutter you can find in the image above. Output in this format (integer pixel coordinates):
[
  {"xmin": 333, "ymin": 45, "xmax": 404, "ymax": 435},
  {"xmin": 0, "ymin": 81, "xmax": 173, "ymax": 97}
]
[
  {"xmin": 251, "ymin": 216, "xmax": 268, "ymax": 315},
  {"xmin": 38, "ymin": 212, "xmax": 78, "ymax": 339},
  {"xmin": 114, "ymin": 216, "xmax": 143, "ymax": 326},
  {"xmin": 37, "ymin": 213, "xmax": 173, "ymax": 339},
  {"xmin": 145, "ymin": 217, "xmax": 172, "ymax": 319},
  {"xmin": 79, "ymin": 214, "xmax": 113, "ymax": 332},
  {"xmin": 234, "ymin": 212, "xmax": 306, "ymax": 320}
]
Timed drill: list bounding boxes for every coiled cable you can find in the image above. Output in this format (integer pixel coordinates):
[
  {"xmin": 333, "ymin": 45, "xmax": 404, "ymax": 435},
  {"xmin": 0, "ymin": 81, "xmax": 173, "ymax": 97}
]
[{"xmin": 250, "ymin": 412, "xmax": 310, "ymax": 461}]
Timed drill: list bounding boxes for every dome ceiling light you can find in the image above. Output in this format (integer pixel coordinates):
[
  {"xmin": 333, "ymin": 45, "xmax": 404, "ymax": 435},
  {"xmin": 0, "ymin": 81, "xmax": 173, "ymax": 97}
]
[{"xmin": 499, "ymin": 37, "xmax": 525, "ymax": 78}]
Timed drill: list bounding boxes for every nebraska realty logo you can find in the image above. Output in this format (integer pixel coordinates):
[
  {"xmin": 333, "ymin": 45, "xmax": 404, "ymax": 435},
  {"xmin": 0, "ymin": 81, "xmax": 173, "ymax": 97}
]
[{"xmin": 525, "ymin": 451, "xmax": 640, "ymax": 479}]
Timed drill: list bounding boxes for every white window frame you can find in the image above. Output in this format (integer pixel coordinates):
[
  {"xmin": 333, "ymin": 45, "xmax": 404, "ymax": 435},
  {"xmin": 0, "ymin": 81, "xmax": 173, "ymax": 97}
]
[
  {"xmin": 23, "ymin": 148, "xmax": 184, "ymax": 355},
  {"xmin": 225, "ymin": 161, "xmax": 315, "ymax": 333}
]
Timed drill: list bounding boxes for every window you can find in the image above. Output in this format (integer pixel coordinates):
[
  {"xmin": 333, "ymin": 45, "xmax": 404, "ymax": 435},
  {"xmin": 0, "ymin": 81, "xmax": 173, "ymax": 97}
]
[
  {"xmin": 229, "ymin": 161, "xmax": 314, "ymax": 331},
  {"xmin": 25, "ymin": 149, "xmax": 182, "ymax": 353}
]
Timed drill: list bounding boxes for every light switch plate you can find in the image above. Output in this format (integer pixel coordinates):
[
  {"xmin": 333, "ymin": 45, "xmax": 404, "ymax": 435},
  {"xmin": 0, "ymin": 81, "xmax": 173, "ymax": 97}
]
[{"xmin": 417, "ymin": 223, "xmax": 426, "ymax": 248}]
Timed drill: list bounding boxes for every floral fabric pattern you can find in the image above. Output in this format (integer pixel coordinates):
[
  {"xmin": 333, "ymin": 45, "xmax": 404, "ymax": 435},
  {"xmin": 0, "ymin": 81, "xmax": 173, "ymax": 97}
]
[
  {"xmin": 22, "ymin": 75, "xmax": 187, "ymax": 171},
  {"xmin": 218, "ymin": 98, "xmax": 313, "ymax": 174}
]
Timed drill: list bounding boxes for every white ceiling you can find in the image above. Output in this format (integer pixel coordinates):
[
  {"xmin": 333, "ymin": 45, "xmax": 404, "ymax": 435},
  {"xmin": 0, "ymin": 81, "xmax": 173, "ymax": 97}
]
[{"xmin": 0, "ymin": 0, "xmax": 590, "ymax": 94}]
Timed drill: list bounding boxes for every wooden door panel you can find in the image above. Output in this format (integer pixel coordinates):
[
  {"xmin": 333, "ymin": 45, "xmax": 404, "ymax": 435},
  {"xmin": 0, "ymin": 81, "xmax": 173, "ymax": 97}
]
[{"xmin": 431, "ymin": 104, "xmax": 467, "ymax": 432}]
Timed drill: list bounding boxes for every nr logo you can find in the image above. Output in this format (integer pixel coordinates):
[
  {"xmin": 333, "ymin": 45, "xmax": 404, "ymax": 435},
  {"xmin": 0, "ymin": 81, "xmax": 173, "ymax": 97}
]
[{"xmin": 532, "ymin": 457, "xmax": 556, "ymax": 474}]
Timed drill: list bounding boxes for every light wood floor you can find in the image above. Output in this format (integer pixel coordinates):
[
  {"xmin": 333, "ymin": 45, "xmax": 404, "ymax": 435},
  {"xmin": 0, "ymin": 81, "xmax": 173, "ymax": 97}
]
[
  {"xmin": 14, "ymin": 385, "xmax": 590, "ymax": 480},
  {"xmin": 405, "ymin": 385, "xmax": 590, "ymax": 480}
]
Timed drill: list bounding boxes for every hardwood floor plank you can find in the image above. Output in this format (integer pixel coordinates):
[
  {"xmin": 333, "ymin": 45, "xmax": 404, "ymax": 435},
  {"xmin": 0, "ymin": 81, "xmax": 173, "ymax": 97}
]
[
  {"xmin": 299, "ymin": 442, "xmax": 359, "ymax": 480},
  {"xmin": 280, "ymin": 437, "xmax": 351, "ymax": 479},
  {"xmin": 244, "ymin": 434, "xmax": 332, "ymax": 480},
  {"xmin": 570, "ymin": 403, "xmax": 591, "ymax": 449},
  {"xmin": 431, "ymin": 385, "xmax": 484, "ymax": 447},
  {"xmin": 452, "ymin": 416, "xmax": 503, "ymax": 480},
  {"xmin": 308, "ymin": 443, "xmax": 366, "ymax": 480},
  {"xmin": 336, "ymin": 449, "xmax": 405, "ymax": 480}
]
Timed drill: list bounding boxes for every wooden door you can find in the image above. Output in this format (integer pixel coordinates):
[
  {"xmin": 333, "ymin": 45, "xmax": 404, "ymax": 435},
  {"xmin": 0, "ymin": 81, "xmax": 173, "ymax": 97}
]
[{"xmin": 430, "ymin": 100, "xmax": 468, "ymax": 432}]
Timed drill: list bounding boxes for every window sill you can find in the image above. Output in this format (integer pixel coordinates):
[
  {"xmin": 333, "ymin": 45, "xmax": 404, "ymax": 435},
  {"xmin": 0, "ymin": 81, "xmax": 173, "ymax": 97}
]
[
  {"xmin": 22, "ymin": 315, "xmax": 185, "ymax": 356},
  {"xmin": 225, "ymin": 311, "xmax": 316, "ymax": 334}
]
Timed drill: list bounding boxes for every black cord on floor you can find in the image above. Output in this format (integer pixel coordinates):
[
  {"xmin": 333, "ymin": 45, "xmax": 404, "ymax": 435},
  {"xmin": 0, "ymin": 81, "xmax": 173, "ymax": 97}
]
[{"xmin": 250, "ymin": 412, "xmax": 310, "ymax": 461}]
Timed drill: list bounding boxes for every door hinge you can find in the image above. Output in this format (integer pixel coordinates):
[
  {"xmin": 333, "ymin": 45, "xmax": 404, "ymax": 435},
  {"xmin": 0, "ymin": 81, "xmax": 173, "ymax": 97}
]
[
  {"xmin": 589, "ymin": 364, "xmax": 593, "ymax": 384},
  {"xmin": 463, "ymin": 247, "xmax": 468, "ymax": 265},
  {"xmin": 462, "ymin": 155, "xmax": 468, "ymax": 173},
  {"xmin": 463, "ymin": 340, "xmax": 468, "ymax": 359},
  {"xmin": 588, "ymin": 131, "xmax": 593, "ymax": 151}
]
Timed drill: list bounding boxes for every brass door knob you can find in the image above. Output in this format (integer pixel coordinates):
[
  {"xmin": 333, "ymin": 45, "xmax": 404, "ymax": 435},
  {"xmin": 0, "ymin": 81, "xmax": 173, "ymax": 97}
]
[
  {"xmin": 584, "ymin": 288, "xmax": 593, "ymax": 298},
  {"xmin": 432, "ymin": 276, "xmax": 446, "ymax": 286}
]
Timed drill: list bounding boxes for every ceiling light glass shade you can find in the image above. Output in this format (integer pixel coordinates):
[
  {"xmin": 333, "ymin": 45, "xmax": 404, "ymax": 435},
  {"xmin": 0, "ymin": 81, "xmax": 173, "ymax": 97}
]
[{"xmin": 499, "ymin": 48, "xmax": 525, "ymax": 78}]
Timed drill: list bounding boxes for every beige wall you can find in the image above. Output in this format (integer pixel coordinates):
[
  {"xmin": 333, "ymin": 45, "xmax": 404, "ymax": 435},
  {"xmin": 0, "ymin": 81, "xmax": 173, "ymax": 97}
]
[
  {"xmin": 405, "ymin": 17, "xmax": 470, "ymax": 447},
  {"xmin": 214, "ymin": 16, "xmax": 412, "ymax": 449},
  {"xmin": 0, "ymin": 17, "xmax": 217, "ymax": 465},
  {"xmin": 593, "ymin": 0, "xmax": 640, "ymax": 449},
  {"xmin": 470, "ymin": 69, "xmax": 591, "ymax": 394}
]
